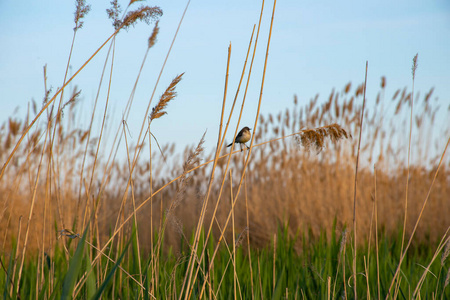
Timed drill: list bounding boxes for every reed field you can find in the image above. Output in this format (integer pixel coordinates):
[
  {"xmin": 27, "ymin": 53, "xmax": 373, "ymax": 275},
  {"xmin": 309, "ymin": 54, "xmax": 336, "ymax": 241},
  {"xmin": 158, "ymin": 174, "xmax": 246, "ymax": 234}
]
[{"xmin": 1, "ymin": 0, "xmax": 449, "ymax": 299}]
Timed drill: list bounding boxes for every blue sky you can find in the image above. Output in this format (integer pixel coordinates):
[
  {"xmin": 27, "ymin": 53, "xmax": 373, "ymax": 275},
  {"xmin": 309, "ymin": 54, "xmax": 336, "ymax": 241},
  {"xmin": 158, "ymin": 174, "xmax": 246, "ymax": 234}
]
[{"xmin": 1, "ymin": 0, "xmax": 449, "ymax": 159}]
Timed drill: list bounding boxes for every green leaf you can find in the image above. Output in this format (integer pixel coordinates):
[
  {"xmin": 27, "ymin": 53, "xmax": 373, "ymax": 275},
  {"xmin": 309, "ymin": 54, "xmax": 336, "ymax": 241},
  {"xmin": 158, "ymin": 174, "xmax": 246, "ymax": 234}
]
[
  {"xmin": 272, "ymin": 265, "xmax": 286, "ymax": 300},
  {"xmin": 3, "ymin": 238, "xmax": 17, "ymax": 300},
  {"xmin": 60, "ymin": 225, "xmax": 89, "ymax": 300},
  {"xmin": 85, "ymin": 250, "xmax": 96, "ymax": 299}
]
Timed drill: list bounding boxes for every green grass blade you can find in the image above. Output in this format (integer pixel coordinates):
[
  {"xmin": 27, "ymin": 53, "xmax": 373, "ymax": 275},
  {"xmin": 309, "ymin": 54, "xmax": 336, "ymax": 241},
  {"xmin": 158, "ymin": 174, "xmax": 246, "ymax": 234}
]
[
  {"xmin": 272, "ymin": 265, "xmax": 286, "ymax": 300},
  {"xmin": 60, "ymin": 225, "xmax": 89, "ymax": 300},
  {"xmin": 85, "ymin": 249, "xmax": 97, "ymax": 299},
  {"xmin": 90, "ymin": 234, "xmax": 132, "ymax": 300},
  {"xmin": 3, "ymin": 238, "xmax": 16, "ymax": 300},
  {"xmin": 38, "ymin": 275, "xmax": 49, "ymax": 300}
]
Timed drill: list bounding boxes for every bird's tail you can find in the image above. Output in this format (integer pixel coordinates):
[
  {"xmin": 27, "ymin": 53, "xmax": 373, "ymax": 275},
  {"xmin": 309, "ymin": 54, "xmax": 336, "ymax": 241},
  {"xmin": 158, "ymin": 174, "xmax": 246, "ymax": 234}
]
[{"xmin": 227, "ymin": 143, "xmax": 232, "ymax": 147}]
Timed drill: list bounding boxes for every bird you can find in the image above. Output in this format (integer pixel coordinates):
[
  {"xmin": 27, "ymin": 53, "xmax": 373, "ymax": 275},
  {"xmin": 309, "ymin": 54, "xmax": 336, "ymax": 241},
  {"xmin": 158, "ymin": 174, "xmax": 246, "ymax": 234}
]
[{"xmin": 227, "ymin": 126, "xmax": 251, "ymax": 150}]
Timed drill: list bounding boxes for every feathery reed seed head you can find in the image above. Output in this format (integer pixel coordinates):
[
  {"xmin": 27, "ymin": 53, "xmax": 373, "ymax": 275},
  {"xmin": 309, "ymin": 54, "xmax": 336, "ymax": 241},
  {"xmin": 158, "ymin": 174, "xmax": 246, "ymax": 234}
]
[
  {"xmin": 235, "ymin": 227, "xmax": 249, "ymax": 248},
  {"xmin": 296, "ymin": 124, "xmax": 350, "ymax": 153},
  {"xmin": 106, "ymin": 0, "xmax": 122, "ymax": 29},
  {"xmin": 74, "ymin": 0, "xmax": 91, "ymax": 31},
  {"xmin": 121, "ymin": 5, "xmax": 162, "ymax": 31},
  {"xmin": 344, "ymin": 82, "xmax": 351, "ymax": 94},
  {"xmin": 445, "ymin": 268, "xmax": 450, "ymax": 289},
  {"xmin": 150, "ymin": 73, "xmax": 184, "ymax": 121},
  {"xmin": 412, "ymin": 53, "xmax": 418, "ymax": 80},
  {"xmin": 173, "ymin": 131, "xmax": 205, "ymax": 210},
  {"xmin": 129, "ymin": 0, "xmax": 145, "ymax": 5},
  {"xmin": 441, "ymin": 239, "xmax": 450, "ymax": 266},
  {"xmin": 339, "ymin": 228, "xmax": 348, "ymax": 256},
  {"xmin": 148, "ymin": 20, "xmax": 159, "ymax": 48}
]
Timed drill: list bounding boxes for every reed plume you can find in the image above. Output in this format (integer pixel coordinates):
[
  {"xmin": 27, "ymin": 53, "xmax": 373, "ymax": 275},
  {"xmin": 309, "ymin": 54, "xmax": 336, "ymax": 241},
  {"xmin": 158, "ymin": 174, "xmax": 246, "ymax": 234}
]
[
  {"xmin": 121, "ymin": 5, "xmax": 162, "ymax": 30},
  {"xmin": 129, "ymin": 0, "xmax": 145, "ymax": 5},
  {"xmin": 148, "ymin": 21, "xmax": 160, "ymax": 49},
  {"xmin": 174, "ymin": 131, "xmax": 206, "ymax": 208},
  {"xmin": 296, "ymin": 123, "xmax": 351, "ymax": 153},
  {"xmin": 74, "ymin": 0, "xmax": 91, "ymax": 31},
  {"xmin": 235, "ymin": 227, "xmax": 249, "ymax": 248},
  {"xmin": 150, "ymin": 73, "xmax": 184, "ymax": 122},
  {"xmin": 441, "ymin": 239, "xmax": 450, "ymax": 266},
  {"xmin": 60, "ymin": 86, "xmax": 81, "ymax": 118},
  {"xmin": 412, "ymin": 53, "xmax": 418, "ymax": 80},
  {"xmin": 445, "ymin": 268, "xmax": 450, "ymax": 289},
  {"xmin": 106, "ymin": 0, "xmax": 122, "ymax": 29}
]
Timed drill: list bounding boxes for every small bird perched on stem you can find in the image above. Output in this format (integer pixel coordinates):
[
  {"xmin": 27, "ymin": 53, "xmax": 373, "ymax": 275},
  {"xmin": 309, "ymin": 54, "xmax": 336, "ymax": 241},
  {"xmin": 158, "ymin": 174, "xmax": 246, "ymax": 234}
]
[{"xmin": 227, "ymin": 126, "xmax": 251, "ymax": 151}]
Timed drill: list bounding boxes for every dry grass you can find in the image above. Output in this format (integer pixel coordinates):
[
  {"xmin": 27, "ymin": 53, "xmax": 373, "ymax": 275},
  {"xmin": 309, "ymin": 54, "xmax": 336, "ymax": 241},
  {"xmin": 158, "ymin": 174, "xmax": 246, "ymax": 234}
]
[
  {"xmin": 150, "ymin": 73, "xmax": 184, "ymax": 122},
  {"xmin": 1, "ymin": 75, "xmax": 448, "ymax": 254},
  {"xmin": 0, "ymin": 1, "xmax": 449, "ymax": 298}
]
